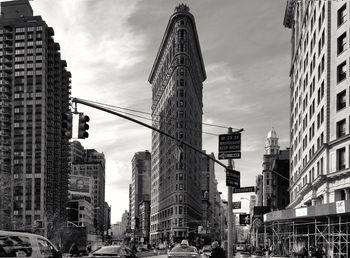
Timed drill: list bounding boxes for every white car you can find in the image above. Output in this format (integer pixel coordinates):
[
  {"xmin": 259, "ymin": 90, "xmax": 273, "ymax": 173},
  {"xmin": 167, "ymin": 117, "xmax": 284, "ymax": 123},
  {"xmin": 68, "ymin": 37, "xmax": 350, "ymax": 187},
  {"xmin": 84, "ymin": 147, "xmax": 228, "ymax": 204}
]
[{"xmin": 0, "ymin": 230, "xmax": 62, "ymax": 258}]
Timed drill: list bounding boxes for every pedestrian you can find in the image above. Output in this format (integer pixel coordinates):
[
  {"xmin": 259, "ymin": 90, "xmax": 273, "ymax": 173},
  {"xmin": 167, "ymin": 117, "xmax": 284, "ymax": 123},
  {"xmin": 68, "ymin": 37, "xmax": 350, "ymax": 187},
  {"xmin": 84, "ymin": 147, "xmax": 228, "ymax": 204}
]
[
  {"xmin": 299, "ymin": 244, "xmax": 308, "ymax": 258},
  {"xmin": 309, "ymin": 245, "xmax": 316, "ymax": 257},
  {"xmin": 69, "ymin": 242, "xmax": 80, "ymax": 257},
  {"xmin": 211, "ymin": 241, "xmax": 226, "ymax": 258},
  {"xmin": 86, "ymin": 243, "xmax": 92, "ymax": 254},
  {"xmin": 315, "ymin": 245, "xmax": 325, "ymax": 258}
]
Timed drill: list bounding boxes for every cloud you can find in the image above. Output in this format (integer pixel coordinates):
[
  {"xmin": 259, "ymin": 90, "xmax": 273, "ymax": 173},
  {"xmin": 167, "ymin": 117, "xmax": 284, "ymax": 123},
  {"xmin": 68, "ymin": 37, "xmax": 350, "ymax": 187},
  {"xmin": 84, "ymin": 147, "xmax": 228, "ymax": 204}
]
[{"xmin": 29, "ymin": 0, "xmax": 291, "ymax": 223}]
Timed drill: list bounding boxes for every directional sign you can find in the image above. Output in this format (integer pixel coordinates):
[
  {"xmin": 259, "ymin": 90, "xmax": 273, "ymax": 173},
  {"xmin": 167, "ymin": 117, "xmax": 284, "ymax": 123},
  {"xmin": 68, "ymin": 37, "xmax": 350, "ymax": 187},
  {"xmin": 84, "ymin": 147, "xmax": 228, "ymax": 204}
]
[
  {"xmin": 233, "ymin": 186, "xmax": 255, "ymax": 194},
  {"xmin": 218, "ymin": 152, "xmax": 241, "ymax": 159},
  {"xmin": 226, "ymin": 169, "xmax": 240, "ymax": 188},
  {"xmin": 218, "ymin": 133, "xmax": 241, "ymax": 160},
  {"xmin": 232, "ymin": 202, "xmax": 241, "ymax": 209}
]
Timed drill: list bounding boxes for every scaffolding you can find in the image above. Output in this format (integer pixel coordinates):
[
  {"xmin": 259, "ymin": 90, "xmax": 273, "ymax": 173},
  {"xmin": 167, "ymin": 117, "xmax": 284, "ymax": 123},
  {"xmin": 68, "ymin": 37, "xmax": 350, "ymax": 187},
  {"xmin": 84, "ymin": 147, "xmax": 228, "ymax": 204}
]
[{"xmin": 262, "ymin": 214, "xmax": 350, "ymax": 257}]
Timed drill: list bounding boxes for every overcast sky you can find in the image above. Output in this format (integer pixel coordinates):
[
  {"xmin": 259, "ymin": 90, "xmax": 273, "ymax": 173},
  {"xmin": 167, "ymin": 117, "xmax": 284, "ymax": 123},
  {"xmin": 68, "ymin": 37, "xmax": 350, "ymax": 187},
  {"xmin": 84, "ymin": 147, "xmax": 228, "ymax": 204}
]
[{"xmin": 28, "ymin": 0, "xmax": 291, "ymax": 223}]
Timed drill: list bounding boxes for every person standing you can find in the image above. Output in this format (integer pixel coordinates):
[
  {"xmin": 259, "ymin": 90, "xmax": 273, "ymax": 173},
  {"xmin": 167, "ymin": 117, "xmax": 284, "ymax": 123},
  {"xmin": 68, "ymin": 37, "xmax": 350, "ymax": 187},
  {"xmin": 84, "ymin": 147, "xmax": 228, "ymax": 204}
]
[{"xmin": 211, "ymin": 241, "xmax": 226, "ymax": 258}]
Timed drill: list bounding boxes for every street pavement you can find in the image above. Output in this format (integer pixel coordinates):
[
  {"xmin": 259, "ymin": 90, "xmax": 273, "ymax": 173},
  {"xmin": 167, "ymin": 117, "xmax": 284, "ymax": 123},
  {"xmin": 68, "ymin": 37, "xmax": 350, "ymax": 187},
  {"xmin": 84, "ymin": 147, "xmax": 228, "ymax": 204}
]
[{"xmin": 68, "ymin": 251, "xmax": 265, "ymax": 258}]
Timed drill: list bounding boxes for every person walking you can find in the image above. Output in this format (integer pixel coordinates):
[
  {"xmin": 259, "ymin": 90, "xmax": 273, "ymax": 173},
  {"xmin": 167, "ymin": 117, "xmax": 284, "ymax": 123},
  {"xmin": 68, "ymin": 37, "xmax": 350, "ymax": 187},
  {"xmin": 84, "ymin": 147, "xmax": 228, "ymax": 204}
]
[{"xmin": 211, "ymin": 241, "xmax": 226, "ymax": 258}]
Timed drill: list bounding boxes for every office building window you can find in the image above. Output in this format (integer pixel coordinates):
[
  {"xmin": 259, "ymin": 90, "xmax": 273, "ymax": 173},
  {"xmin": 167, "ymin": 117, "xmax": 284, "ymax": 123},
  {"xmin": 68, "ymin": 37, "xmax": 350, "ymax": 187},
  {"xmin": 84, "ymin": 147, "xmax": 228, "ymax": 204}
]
[
  {"xmin": 337, "ymin": 61, "xmax": 346, "ymax": 82},
  {"xmin": 337, "ymin": 90, "xmax": 346, "ymax": 110},
  {"xmin": 337, "ymin": 32, "xmax": 347, "ymax": 54},
  {"xmin": 338, "ymin": 4, "xmax": 347, "ymax": 26},
  {"xmin": 337, "ymin": 147, "xmax": 346, "ymax": 170},
  {"xmin": 336, "ymin": 119, "xmax": 346, "ymax": 138}
]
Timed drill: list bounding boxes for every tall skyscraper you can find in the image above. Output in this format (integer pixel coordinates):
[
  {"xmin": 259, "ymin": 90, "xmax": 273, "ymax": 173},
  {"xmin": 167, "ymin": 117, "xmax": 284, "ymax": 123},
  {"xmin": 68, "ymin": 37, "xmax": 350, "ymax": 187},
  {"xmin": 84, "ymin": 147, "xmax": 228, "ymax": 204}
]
[
  {"xmin": 262, "ymin": 1, "xmax": 350, "ymax": 255},
  {"xmin": 148, "ymin": 4, "xmax": 206, "ymax": 243},
  {"xmin": 0, "ymin": 0, "xmax": 71, "ymax": 239},
  {"xmin": 284, "ymin": 0, "xmax": 350, "ymax": 209},
  {"xmin": 130, "ymin": 151, "xmax": 151, "ymax": 239}
]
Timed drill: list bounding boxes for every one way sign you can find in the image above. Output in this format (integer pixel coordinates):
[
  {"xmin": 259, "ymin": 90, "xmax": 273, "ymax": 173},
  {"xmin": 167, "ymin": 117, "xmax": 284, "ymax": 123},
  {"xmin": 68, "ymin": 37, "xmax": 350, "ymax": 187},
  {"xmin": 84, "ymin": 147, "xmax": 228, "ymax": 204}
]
[{"xmin": 226, "ymin": 169, "xmax": 240, "ymax": 188}]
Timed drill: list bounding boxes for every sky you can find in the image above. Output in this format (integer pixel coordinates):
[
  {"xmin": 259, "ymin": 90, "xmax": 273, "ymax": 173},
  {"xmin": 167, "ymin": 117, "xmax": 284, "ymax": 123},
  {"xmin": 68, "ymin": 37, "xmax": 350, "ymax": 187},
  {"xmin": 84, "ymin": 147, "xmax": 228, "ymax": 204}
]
[{"xmin": 27, "ymin": 0, "xmax": 291, "ymax": 223}]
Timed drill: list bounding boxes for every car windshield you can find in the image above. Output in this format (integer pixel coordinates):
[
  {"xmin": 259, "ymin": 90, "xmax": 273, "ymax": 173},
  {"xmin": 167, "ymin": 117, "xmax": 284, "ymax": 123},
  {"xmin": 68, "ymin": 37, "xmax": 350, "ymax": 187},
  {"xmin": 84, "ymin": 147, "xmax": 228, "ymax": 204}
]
[
  {"xmin": 93, "ymin": 246, "xmax": 122, "ymax": 254},
  {"xmin": 171, "ymin": 246, "xmax": 197, "ymax": 253}
]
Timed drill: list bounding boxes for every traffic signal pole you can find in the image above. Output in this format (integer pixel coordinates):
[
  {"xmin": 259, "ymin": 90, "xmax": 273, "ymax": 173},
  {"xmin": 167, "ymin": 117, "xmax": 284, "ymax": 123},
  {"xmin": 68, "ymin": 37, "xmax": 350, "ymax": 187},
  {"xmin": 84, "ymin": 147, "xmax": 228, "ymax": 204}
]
[
  {"xmin": 227, "ymin": 127, "xmax": 234, "ymax": 258},
  {"xmin": 72, "ymin": 97, "xmax": 236, "ymax": 170}
]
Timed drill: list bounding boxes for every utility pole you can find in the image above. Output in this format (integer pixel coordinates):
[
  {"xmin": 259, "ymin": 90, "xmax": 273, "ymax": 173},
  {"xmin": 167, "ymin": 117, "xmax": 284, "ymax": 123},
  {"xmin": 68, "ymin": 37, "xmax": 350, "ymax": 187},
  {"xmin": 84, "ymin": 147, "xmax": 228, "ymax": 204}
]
[{"xmin": 227, "ymin": 127, "xmax": 234, "ymax": 258}]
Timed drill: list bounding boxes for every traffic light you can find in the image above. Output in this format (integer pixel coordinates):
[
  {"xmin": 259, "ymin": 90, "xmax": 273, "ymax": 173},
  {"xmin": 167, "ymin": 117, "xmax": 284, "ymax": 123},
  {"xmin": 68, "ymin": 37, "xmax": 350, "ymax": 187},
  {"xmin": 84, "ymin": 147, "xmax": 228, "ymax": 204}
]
[
  {"xmin": 239, "ymin": 214, "xmax": 250, "ymax": 225},
  {"xmin": 62, "ymin": 111, "xmax": 73, "ymax": 139},
  {"xmin": 78, "ymin": 113, "xmax": 90, "ymax": 139}
]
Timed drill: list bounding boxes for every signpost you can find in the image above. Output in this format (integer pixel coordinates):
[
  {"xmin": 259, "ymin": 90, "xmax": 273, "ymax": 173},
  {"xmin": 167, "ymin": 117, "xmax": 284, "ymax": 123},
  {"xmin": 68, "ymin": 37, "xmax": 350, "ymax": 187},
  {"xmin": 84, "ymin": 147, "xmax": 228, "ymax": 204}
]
[
  {"xmin": 222, "ymin": 128, "xmax": 242, "ymax": 258},
  {"xmin": 218, "ymin": 133, "xmax": 241, "ymax": 160},
  {"xmin": 233, "ymin": 186, "xmax": 255, "ymax": 193},
  {"xmin": 226, "ymin": 168, "xmax": 240, "ymax": 188}
]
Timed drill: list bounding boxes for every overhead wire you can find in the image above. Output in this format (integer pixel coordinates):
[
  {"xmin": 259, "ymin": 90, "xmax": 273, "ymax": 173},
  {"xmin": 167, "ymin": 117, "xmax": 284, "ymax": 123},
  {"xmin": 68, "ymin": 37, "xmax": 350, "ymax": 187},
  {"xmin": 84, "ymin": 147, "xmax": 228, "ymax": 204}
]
[
  {"xmin": 81, "ymin": 98, "xmax": 241, "ymax": 132},
  {"xmin": 98, "ymin": 104, "xmax": 219, "ymax": 136}
]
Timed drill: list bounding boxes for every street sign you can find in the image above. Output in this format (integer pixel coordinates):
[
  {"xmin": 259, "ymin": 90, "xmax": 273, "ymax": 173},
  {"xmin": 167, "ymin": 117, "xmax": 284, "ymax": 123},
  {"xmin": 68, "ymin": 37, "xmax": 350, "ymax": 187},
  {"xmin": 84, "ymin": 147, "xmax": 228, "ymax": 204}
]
[
  {"xmin": 233, "ymin": 186, "xmax": 255, "ymax": 193},
  {"xmin": 226, "ymin": 169, "xmax": 240, "ymax": 188},
  {"xmin": 218, "ymin": 133, "xmax": 241, "ymax": 160},
  {"xmin": 232, "ymin": 202, "xmax": 241, "ymax": 209},
  {"xmin": 218, "ymin": 152, "xmax": 241, "ymax": 159}
]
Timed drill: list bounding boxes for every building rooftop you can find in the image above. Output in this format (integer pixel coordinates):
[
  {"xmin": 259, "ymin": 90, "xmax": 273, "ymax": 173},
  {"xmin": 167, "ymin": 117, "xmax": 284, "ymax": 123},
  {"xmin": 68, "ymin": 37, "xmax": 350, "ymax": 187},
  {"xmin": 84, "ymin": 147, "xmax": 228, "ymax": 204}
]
[{"xmin": 267, "ymin": 128, "xmax": 278, "ymax": 139}]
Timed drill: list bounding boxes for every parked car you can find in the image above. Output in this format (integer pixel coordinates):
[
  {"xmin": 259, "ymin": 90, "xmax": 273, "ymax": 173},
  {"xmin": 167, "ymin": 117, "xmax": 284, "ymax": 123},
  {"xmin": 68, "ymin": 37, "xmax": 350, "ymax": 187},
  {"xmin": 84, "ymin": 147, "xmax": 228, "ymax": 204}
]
[
  {"xmin": 168, "ymin": 240, "xmax": 200, "ymax": 258},
  {"xmin": 0, "ymin": 230, "xmax": 62, "ymax": 258},
  {"xmin": 88, "ymin": 245, "xmax": 137, "ymax": 258}
]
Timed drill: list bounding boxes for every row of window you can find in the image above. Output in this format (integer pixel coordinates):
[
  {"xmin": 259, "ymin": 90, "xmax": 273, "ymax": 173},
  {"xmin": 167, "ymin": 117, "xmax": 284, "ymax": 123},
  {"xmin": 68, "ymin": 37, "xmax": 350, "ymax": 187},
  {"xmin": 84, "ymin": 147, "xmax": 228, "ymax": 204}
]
[
  {"xmin": 291, "ymin": 157, "xmax": 324, "ymax": 201},
  {"xmin": 15, "ymin": 26, "xmax": 43, "ymax": 33},
  {"xmin": 15, "ymin": 40, "xmax": 42, "ymax": 47},
  {"xmin": 15, "ymin": 32, "xmax": 42, "ymax": 40}
]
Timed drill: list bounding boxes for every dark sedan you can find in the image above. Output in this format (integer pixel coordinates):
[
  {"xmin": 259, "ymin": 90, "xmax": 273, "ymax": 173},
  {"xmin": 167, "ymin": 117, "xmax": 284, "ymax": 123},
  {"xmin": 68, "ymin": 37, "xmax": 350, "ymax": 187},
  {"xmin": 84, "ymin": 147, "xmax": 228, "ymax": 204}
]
[
  {"xmin": 168, "ymin": 244, "xmax": 200, "ymax": 258},
  {"xmin": 88, "ymin": 245, "xmax": 137, "ymax": 258}
]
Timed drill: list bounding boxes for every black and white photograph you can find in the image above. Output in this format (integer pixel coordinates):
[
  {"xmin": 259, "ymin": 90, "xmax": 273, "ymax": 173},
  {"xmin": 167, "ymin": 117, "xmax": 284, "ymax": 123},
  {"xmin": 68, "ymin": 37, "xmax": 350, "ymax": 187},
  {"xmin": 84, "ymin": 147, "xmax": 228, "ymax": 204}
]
[{"xmin": 0, "ymin": 0, "xmax": 349, "ymax": 257}]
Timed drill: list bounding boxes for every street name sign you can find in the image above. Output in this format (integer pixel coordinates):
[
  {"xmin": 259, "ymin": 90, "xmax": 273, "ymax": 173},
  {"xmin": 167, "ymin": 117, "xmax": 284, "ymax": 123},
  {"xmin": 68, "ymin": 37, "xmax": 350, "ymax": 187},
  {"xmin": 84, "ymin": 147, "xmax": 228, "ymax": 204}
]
[
  {"xmin": 218, "ymin": 133, "xmax": 241, "ymax": 160},
  {"xmin": 218, "ymin": 152, "xmax": 241, "ymax": 159},
  {"xmin": 233, "ymin": 186, "xmax": 255, "ymax": 193},
  {"xmin": 226, "ymin": 169, "xmax": 240, "ymax": 188},
  {"xmin": 232, "ymin": 202, "xmax": 241, "ymax": 209}
]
